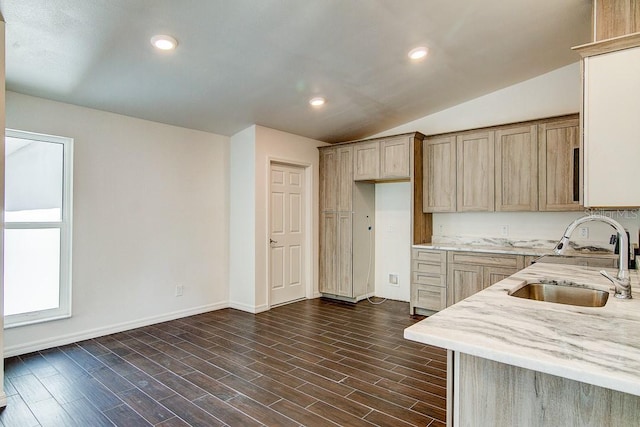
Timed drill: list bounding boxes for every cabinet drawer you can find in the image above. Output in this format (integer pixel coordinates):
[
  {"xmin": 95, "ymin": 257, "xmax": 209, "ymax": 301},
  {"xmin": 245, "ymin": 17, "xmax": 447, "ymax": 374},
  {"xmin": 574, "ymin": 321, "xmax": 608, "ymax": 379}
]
[
  {"xmin": 413, "ymin": 284, "xmax": 446, "ymax": 311},
  {"xmin": 412, "ymin": 259, "xmax": 447, "ymax": 275},
  {"xmin": 447, "ymin": 251, "xmax": 522, "ymax": 268},
  {"xmin": 412, "ymin": 248, "xmax": 446, "ymax": 263},
  {"xmin": 412, "ymin": 271, "xmax": 445, "ymax": 287}
]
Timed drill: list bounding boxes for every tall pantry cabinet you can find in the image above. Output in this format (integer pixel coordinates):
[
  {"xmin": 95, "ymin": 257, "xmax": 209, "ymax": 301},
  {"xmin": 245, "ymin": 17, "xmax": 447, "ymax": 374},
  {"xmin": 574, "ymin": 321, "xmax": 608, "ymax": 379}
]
[
  {"xmin": 319, "ymin": 132, "xmax": 428, "ymax": 302},
  {"xmin": 319, "ymin": 146, "xmax": 375, "ymax": 301}
]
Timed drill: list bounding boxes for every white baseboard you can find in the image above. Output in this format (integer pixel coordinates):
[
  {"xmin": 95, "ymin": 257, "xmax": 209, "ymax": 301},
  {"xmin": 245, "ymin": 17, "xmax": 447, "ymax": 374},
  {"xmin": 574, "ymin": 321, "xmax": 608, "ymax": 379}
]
[
  {"xmin": 4, "ymin": 301, "xmax": 229, "ymax": 358},
  {"xmin": 228, "ymin": 301, "xmax": 269, "ymax": 314}
]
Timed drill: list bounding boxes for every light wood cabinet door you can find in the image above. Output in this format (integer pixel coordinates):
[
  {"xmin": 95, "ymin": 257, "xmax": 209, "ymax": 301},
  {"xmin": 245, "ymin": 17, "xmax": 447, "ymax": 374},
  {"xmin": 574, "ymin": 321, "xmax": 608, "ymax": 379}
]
[
  {"xmin": 353, "ymin": 141, "xmax": 380, "ymax": 181},
  {"xmin": 483, "ymin": 266, "xmax": 518, "ymax": 288},
  {"xmin": 336, "ymin": 146, "xmax": 353, "ymax": 211},
  {"xmin": 319, "ymin": 148, "xmax": 337, "ymax": 212},
  {"xmin": 319, "ymin": 212, "xmax": 338, "ymax": 294},
  {"xmin": 583, "ymin": 46, "xmax": 640, "ymax": 207},
  {"xmin": 423, "ymin": 136, "xmax": 456, "ymax": 212},
  {"xmin": 456, "ymin": 131, "xmax": 495, "ymax": 212},
  {"xmin": 413, "ymin": 284, "xmax": 447, "ymax": 312},
  {"xmin": 319, "ymin": 146, "xmax": 353, "ymax": 212},
  {"xmin": 594, "ymin": 0, "xmax": 640, "ymax": 41},
  {"xmin": 448, "ymin": 263, "xmax": 483, "ymax": 305},
  {"xmin": 538, "ymin": 118, "xmax": 581, "ymax": 211},
  {"xmin": 495, "ymin": 125, "xmax": 538, "ymax": 211},
  {"xmin": 319, "ymin": 212, "xmax": 353, "ymax": 297},
  {"xmin": 380, "ymin": 136, "xmax": 410, "ymax": 179},
  {"xmin": 337, "ymin": 212, "xmax": 353, "ymax": 297}
]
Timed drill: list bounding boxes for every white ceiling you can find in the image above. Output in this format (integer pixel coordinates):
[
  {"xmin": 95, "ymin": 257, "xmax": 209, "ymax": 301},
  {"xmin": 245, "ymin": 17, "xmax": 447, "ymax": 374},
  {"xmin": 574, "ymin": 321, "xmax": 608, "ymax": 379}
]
[{"xmin": 0, "ymin": 1, "xmax": 592, "ymax": 143}]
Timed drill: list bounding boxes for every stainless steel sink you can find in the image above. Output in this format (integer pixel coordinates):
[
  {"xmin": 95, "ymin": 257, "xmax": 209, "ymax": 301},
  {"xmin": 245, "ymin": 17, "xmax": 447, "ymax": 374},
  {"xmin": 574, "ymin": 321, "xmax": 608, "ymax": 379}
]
[{"xmin": 509, "ymin": 282, "xmax": 609, "ymax": 307}]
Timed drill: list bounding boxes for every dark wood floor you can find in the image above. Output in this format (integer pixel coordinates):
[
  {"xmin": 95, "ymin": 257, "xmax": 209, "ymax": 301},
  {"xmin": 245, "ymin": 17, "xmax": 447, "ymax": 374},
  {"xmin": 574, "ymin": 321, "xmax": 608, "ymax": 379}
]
[{"xmin": 1, "ymin": 298, "xmax": 447, "ymax": 426}]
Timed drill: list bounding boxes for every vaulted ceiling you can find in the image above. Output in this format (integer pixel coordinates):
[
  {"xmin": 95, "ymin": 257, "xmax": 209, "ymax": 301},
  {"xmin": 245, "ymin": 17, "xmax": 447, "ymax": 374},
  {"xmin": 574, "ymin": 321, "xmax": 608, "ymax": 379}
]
[{"xmin": 0, "ymin": 1, "xmax": 592, "ymax": 142}]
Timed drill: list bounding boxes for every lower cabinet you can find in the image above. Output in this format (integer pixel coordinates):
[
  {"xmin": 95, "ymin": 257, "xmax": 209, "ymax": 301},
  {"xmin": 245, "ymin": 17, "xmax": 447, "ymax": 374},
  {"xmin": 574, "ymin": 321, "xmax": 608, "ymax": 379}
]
[
  {"xmin": 320, "ymin": 212, "xmax": 358, "ymax": 298},
  {"xmin": 447, "ymin": 252, "xmax": 525, "ymax": 306},
  {"xmin": 410, "ymin": 248, "xmax": 620, "ymax": 314},
  {"xmin": 410, "ymin": 248, "xmax": 527, "ymax": 314},
  {"xmin": 410, "ymin": 249, "xmax": 447, "ymax": 314}
]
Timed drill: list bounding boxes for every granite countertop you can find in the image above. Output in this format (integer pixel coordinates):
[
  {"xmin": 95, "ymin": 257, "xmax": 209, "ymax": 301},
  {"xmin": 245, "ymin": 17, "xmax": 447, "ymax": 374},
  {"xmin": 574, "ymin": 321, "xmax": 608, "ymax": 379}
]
[
  {"xmin": 413, "ymin": 241, "xmax": 616, "ymax": 258},
  {"xmin": 404, "ymin": 262, "xmax": 640, "ymax": 396},
  {"xmin": 414, "ymin": 242, "xmax": 550, "ymax": 256}
]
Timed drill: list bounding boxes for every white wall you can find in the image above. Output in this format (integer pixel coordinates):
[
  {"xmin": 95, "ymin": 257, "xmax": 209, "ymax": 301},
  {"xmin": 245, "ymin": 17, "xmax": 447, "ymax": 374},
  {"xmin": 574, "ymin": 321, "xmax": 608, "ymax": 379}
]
[
  {"xmin": 229, "ymin": 126, "xmax": 256, "ymax": 311},
  {"xmin": 375, "ymin": 182, "xmax": 411, "ymax": 300},
  {"xmin": 229, "ymin": 124, "xmax": 327, "ymax": 313},
  {"xmin": 4, "ymin": 91, "xmax": 230, "ymax": 356},
  {"xmin": 369, "ymin": 63, "xmax": 640, "ymax": 302}
]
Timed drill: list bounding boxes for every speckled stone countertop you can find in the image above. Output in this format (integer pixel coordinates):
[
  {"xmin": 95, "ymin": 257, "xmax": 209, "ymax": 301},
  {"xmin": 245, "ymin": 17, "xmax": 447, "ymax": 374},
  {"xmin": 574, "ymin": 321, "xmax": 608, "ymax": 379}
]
[{"xmin": 404, "ymin": 262, "xmax": 640, "ymax": 396}]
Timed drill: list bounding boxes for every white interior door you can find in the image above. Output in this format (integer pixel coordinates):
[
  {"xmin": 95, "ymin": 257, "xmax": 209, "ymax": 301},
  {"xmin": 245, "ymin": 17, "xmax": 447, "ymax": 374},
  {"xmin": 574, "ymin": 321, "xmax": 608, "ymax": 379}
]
[{"xmin": 269, "ymin": 163, "xmax": 306, "ymax": 306}]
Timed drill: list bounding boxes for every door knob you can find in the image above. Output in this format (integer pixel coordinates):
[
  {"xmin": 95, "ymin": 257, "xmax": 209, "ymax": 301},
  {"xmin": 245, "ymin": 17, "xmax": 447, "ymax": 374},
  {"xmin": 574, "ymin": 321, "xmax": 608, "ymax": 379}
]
[{"xmin": 270, "ymin": 238, "xmax": 278, "ymax": 244}]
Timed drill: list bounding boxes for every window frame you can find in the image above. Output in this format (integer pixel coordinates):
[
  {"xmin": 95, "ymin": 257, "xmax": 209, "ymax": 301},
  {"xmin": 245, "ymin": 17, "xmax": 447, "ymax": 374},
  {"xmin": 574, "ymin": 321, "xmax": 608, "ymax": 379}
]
[{"xmin": 4, "ymin": 129, "xmax": 73, "ymax": 328}]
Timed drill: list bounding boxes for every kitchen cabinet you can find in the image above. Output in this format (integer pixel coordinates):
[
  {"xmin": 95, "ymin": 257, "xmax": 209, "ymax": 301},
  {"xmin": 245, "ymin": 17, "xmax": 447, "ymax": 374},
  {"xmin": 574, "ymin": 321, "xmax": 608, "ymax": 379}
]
[
  {"xmin": 422, "ymin": 114, "xmax": 580, "ymax": 213},
  {"xmin": 354, "ymin": 136, "xmax": 411, "ymax": 181},
  {"xmin": 422, "ymin": 136, "xmax": 456, "ymax": 212},
  {"xmin": 594, "ymin": 0, "xmax": 640, "ymax": 41},
  {"xmin": 320, "ymin": 146, "xmax": 353, "ymax": 212},
  {"xmin": 319, "ymin": 145, "xmax": 374, "ymax": 300},
  {"xmin": 576, "ymin": 38, "xmax": 640, "ymax": 207},
  {"xmin": 495, "ymin": 125, "xmax": 538, "ymax": 211},
  {"xmin": 410, "ymin": 248, "xmax": 447, "ymax": 314},
  {"xmin": 538, "ymin": 118, "xmax": 581, "ymax": 211},
  {"xmin": 456, "ymin": 131, "xmax": 495, "ymax": 212},
  {"xmin": 446, "ymin": 251, "xmax": 524, "ymax": 305},
  {"xmin": 380, "ymin": 136, "xmax": 411, "ymax": 179},
  {"xmin": 319, "ymin": 212, "xmax": 338, "ymax": 295},
  {"xmin": 319, "ymin": 134, "xmax": 425, "ymax": 302},
  {"xmin": 353, "ymin": 141, "xmax": 379, "ymax": 181}
]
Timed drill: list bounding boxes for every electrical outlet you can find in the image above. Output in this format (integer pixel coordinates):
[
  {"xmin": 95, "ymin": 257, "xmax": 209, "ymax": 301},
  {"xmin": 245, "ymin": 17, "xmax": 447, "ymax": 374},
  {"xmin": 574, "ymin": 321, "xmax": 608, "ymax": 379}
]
[
  {"xmin": 438, "ymin": 225, "xmax": 445, "ymax": 234},
  {"xmin": 499, "ymin": 225, "xmax": 509, "ymax": 236},
  {"xmin": 579, "ymin": 227, "xmax": 589, "ymax": 239},
  {"xmin": 175, "ymin": 284, "xmax": 184, "ymax": 297},
  {"xmin": 389, "ymin": 273, "xmax": 399, "ymax": 286}
]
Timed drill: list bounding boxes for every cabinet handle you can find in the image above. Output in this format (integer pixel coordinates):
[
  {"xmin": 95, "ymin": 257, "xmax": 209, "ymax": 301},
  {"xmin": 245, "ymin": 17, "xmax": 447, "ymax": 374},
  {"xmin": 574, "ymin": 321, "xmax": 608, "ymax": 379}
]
[{"xmin": 572, "ymin": 147, "xmax": 579, "ymax": 202}]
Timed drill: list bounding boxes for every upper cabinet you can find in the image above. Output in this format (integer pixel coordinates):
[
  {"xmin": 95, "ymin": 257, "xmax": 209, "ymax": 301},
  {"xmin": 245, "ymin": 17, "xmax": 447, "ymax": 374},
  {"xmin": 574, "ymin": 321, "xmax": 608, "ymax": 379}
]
[
  {"xmin": 380, "ymin": 136, "xmax": 411, "ymax": 179},
  {"xmin": 456, "ymin": 131, "xmax": 495, "ymax": 212},
  {"xmin": 538, "ymin": 118, "xmax": 581, "ymax": 211},
  {"xmin": 320, "ymin": 145, "xmax": 353, "ymax": 212},
  {"xmin": 353, "ymin": 142, "xmax": 380, "ymax": 181},
  {"xmin": 495, "ymin": 125, "xmax": 538, "ymax": 212},
  {"xmin": 422, "ymin": 115, "xmax": 580, "ymax": 213},
  {"xmin": 423, "ymin": 136, "xmax": 456, "ymax": 212},
  {"xmin": 353, "ymin": 135, "xmax": 411, "ymax": 181},
  {"xmin": 593, "ymin": 0, "xmax": 640, "ymax": 41}
]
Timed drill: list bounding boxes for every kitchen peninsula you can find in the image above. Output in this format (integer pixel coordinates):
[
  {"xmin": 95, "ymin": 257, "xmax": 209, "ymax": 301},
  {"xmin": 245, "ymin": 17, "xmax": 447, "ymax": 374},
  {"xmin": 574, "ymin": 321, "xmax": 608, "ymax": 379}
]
[{"xmin": 404, "ymin": 261, "xmax": 640, "ymax": 426}]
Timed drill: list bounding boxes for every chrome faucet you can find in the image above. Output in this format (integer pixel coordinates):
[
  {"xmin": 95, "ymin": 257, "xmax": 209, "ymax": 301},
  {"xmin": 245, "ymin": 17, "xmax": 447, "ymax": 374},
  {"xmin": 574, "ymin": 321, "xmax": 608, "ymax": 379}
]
[{"xmin": 554, "ymin": 215, "xmax": 631, "ymax": 299}]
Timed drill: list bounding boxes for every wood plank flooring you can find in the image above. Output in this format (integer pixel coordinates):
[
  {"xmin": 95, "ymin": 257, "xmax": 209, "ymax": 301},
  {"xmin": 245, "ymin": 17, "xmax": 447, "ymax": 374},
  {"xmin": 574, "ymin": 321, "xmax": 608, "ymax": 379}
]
[{"xmin": 1, "ymin": 298, "xmax": 447, "ymax": 426}]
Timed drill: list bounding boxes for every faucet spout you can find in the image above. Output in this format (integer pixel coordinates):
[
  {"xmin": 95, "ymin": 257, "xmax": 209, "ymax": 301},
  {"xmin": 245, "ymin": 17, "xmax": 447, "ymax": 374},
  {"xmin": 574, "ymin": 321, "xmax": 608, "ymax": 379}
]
[{"xmin": 554, "ymin": 214, "xmax": 631, "ymax": 299}]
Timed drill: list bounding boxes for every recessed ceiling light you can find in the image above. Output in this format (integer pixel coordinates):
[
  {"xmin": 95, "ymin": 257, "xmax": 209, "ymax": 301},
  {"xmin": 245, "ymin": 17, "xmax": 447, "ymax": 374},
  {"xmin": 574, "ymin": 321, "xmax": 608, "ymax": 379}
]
[
  {"xmin": 408, "ymin": 46, "xmax": 428, "ymax": 61},
  {"xmin": 151, "ymin": 35, "xmax": 178, "ymax": 50},
  {"xmin": 309, "ymin": 97, "xmax": 326, "ymax": 107}
]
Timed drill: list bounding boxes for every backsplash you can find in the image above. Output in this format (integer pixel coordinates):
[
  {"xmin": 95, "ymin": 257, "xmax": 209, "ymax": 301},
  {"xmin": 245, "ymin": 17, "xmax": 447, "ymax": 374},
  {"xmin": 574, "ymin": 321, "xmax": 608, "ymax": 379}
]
[{"xmin": 433, "ymin": 210, "xmax": 640, "ymax": 249}]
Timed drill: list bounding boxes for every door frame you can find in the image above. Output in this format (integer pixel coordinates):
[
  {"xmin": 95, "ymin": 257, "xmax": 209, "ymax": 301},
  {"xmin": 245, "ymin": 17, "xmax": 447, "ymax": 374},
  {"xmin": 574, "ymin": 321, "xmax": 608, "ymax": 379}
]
[{"xmin": 266, "ymin": 158, "xmax": 313, "ymax": 309}]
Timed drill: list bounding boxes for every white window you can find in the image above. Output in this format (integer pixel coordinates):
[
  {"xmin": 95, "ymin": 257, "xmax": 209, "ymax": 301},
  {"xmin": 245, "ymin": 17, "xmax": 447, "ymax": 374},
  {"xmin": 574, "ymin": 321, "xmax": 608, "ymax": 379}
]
[{"xmin": 4, "ymin": 129, "xmax": 73, "ymax": 327}]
